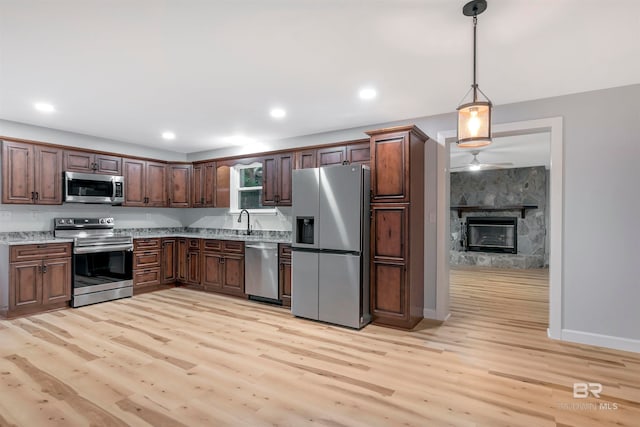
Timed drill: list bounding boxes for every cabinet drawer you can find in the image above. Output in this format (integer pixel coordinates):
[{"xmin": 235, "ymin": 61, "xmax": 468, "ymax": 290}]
[
  {"xmin": 202, "ymin": 239, "xmax": 222, "ymax": 252},
  {"xmin": 133, "ymin": 250, "xmax": 161, "ymax": 269},
  {"xmin": 134, "ymin": 268, "xmax": 161, "ymax": 287},
  {"xmin": 10, "ymin": 243, "xmax": 72, "ymax": 262},
  {"xmin": 278, "ymin": 243, "xmax": 292, "ymax": 260},
  {"xmin": 188, "ymin": 238, "xmax": 201, "ymax": 249},
  {"xmin": 134, "ymin": 238, "xmax": 161, "ymax": 250},
  {"xmin": 223, "ymin": 240, "xmax": 244, "ymax": 254}
]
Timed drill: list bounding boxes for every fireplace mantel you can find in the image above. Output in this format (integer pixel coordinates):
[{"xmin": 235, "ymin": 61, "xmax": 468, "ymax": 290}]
[{"xmin": 450, "ymin": 204, "xmax": 538, "ymax": 219}]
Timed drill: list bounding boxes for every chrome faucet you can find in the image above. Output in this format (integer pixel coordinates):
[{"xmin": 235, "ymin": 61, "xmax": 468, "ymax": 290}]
[{"xmin": 237, "ymin": 209, "xmax": 251, "ymax": 235}]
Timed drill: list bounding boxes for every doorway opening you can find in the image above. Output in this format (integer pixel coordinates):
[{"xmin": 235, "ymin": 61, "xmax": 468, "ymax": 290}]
[{"xmin": 435, "ymin": 117, "xmax": 563, "ymax": 339}]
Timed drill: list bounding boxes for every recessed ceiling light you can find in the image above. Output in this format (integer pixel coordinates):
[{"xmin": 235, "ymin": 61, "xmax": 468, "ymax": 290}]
[
  {"xmin": 359, "ymin": 87, "xmax": 377, "ymax": 100},
  {"xmin": 162, "ymin": 131, "xmax": 176, "ymax": 140},
  {"xmin": 34, "ymin": 102, "xmax": 55, "ymax": 113},
  {"xmin": 223, "ymin": 135, "xmax": 255, "ymax": 146},
  {"xmin": 270, "ymin": 108, "xmax": 286, "ymax": 119}
]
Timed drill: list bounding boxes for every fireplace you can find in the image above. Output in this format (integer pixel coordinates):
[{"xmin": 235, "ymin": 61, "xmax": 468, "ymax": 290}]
[{"xmin": 466, "ymin": 217, "xmax": 517, "ymax": 254}]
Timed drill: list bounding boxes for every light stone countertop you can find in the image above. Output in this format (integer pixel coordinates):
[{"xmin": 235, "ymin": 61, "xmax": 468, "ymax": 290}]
[{"xmin": 0, "ymin": 228, "xmax": 292, "ymax": 246}]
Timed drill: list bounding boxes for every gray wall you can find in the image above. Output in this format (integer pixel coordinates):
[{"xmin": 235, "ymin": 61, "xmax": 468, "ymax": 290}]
[
  {"xmin": 2, "ymin": 84, "xmax": 639, "ymax": 344},
  {"xmin": 0, "ymin": 119, "xmax": 186, "ymax": 162}
]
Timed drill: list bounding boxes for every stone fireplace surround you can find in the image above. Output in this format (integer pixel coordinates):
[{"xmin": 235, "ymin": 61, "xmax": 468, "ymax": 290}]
[{"xmin": 450, "ymin": 166, "xmax": 548, "ymax": 269}]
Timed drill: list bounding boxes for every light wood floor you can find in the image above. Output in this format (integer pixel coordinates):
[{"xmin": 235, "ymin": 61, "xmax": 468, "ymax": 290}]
[{"xmin": 1, "ymin": 268, "xmax": 639, "ymax": 426}]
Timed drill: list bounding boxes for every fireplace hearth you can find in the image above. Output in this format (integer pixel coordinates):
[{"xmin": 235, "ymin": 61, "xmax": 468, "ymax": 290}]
[{"xmin": 466, "ymin": 217, "xmax": 517, "ymax": 254}]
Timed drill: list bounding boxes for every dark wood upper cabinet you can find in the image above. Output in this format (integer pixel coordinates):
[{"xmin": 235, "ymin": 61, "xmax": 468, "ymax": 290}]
[
  {"xmin": 63, "ymin": 150, "xmax": 122, "ymax": 175},
  {"xmin": 215, "ymin": 163, "xmax": 231, "ymax": 208},
  {"xmin": 2, "ymin": 141, "xmax": 33, "ymax": 204},
  {"xmin": 192, "ymin": 161, "xmax": 216, "ymax": 208},
  {"xmin": 146, "ymin": 162, "xmax": 167, "ymax": 207},
  {"xmin": 2, "ymin": 141, "xmax": 62, "ymax": 205},
  {"xmin": 168, "ymin": 164, "xmax": 191, "ymax": 208},
  {"xmin": 346, "ymin": 142, "xmax": 371, "ymax": 166},
  {"xmin": 123, "ymin": 159, "xmax": 146, "ymax": 206},
  {"xmin": 294, "ymin": 149, "xmax": 316, "ymax": 169},
  {"xmin": 370, "ymin": 133, "xmax": 409, "ymax": 202},
  {"xmin": 35, "ymin": 145, "xmax": 63, "ymax": 205},
  {"xmin": 316, "ymin": 146, "xmax": 346, "ymax": 167},
  {"xmin": 262, "ymin": 152, "xmax": 292, "ymax": 206},
  {"xmin": 124, "ymin": 159, "xmax": 166, "ymax": 207}
]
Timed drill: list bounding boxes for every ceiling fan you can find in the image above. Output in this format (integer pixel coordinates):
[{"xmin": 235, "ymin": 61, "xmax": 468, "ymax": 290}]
[{"xmin": 451, "ymin": 150, "xmax": 513, "ymax": 171}]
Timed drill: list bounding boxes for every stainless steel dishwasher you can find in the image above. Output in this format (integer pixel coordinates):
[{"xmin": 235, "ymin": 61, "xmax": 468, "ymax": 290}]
[{"xmin": 245, "ymin": 242, "xmax": 279, "ymax": 302}]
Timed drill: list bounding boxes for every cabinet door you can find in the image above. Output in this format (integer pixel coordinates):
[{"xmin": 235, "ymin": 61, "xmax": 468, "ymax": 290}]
[
  {"xmin": 9, "ymin": 261, "xmax": 42, "ymax": 310},
  {"xmin": 316, "ymin": 146, "xmax": 346, "ymax": 167},
  {"xmin": 2, "ymin": 141, "xmax": 34, "ymax": 204},
  {"xmin": 123, "ymin": 159, "xmax": 146, "ymax": 206},
  {"xmin": 177, "ymin": 239, "xmax": 188, "ymax": 282},
  {"xmin": 279, "ymin": 261, "xmax": 292, "ymax": 307},
  {"xmin": 168, "ymin": 164, "xmax": 191, "ymax": 207},
  {"xmin": 371, "ymin": 204, "xmax": 408, "ymax": 263},
  {"xmin": 294, "ymin": 149, "xmax": 316, "ymax": 169},
  {"xmin": 63, "ymin": 150, "xmax": 94, "ymax": 173},
  {"xmin": 370, "ymin": 132, "xmax": 409, "ymax": 202},
  {"xmin": 202, "ymin": 252, "xmax": 223, "ymax": 291},
  {"xmin": 370, "ymin": 261, "xmax": 408, "ymax": 324},
  {"xmin": 277, "ymin": 153, "xmax": 293, "ymax": 205},
  {"xmin": 146, "ymin": 162, "xmax": 167, "ymax": 207},
  {"xmin": 203, "ymin": 162, "xmax": 216, "ymax": 207},
  {"xmin": 346, "ymin": 142, "xmax": 371, "ymax": 166},
  {"xmin": 191, "ymin": 163, "xmax": 204, "ymax": 207},
  {"xmin": 215, "ymin": 164, "xmax": 230, "ymax": 208},
  {"xmin": 34, "ymin": 145, "xmax": 62, "ymax": 205},
  {"xmin": 161, "ymin": 239, "xmax": 177, "ymax": 284},
  {"xmin": 42, "ymin": 258, "xmax": 71, "ymax": 304},
  {"xmin": 222, "ymin": 254, "xmax": 244, "ymax": 296},
  {"xmin": 262, "ymin": 156, "xmax": 278, "ymax": 206},
  {"xmin": 187, "ymin": 250, "xmax": 201, "ymax": 285},
  {"xmin": 94, "ymin": 154, "xmax": 122, "ymax": 175}
]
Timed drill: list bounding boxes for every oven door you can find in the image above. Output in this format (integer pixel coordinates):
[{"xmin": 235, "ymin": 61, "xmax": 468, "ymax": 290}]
[{"xmin": 73, "ymin": 248, "xmax": 133, "ymax": 296}]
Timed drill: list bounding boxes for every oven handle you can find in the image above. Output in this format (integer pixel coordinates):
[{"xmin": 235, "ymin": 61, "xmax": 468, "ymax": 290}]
[{"xmin": 74, "ymin": 244, "xmax": 134, "ymax": 254}]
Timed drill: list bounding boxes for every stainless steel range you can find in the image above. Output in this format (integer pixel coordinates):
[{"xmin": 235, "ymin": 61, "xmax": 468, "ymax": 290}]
[{"xmin": 54, "ymin": 217, "xmax": 133, "ymax": 307}]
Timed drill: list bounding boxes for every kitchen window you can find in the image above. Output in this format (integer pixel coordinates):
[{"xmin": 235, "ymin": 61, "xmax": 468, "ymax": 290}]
[{"xmin": 230, "ymin": 162, "xmax": 274, "ymax": 213}]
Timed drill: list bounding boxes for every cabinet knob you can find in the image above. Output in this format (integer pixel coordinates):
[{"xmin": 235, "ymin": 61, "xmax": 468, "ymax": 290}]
[{"xmin": 42, "ymin": 265, "xmax": 48, "ymax": 273}]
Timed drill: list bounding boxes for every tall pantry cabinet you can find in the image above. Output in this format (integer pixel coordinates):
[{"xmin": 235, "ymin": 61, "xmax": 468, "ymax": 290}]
[{"xmin": 367, "ymin": 125, "xmax": 429, "ymax": 329}]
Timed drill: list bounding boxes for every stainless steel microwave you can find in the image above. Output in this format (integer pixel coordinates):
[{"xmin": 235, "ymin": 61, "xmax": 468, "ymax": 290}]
[{"xmin": 64, "ymin": 171, "xmax": 124, "ymax": 204}]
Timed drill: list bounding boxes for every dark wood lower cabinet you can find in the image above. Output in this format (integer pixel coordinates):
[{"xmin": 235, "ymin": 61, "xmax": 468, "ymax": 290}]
[
  {"xmin": 186, "ymin": 249, "xmax": 201, "ymax": 286},
  {"xmin": 4, "ymin": 243, "xmax": 72, "ymax": 318},
  {"xmin": 201, "ymin": 240, "xmax": 245, "ymax": 297},
  {"xmin": 222, "ymin": 254, "xmax": 244, "ymax": 296},
  {"xmin": 202, "ymin": 252, "xmax": 223, "ymax": 291},
  {"xmin": 278, "ymin": 244, "xmax": 292, "ymax": 307},
  {"xmin": 161, "ymin": 238, "xmax": 177, "ymax": 284}
]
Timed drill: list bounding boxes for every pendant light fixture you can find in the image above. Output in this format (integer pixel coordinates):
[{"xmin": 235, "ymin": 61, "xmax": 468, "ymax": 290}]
[{"xmin": 457, "ymin": 0, "xmax": 492, "ymax": 148}]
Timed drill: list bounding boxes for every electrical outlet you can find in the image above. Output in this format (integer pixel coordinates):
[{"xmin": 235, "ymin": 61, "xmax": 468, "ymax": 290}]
[{"xmin": 0, "ymin": 211, "xmax": 11, "ymax": 219}]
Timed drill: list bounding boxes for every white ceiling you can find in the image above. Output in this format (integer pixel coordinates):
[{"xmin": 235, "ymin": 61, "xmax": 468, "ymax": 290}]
[
  {"xmin": 450, "ymin": 133, "xmax": 550, "ymax": 171},
  {"xmin": 0, "ymin": 0, "xmax": 639, "ymax": 154}
]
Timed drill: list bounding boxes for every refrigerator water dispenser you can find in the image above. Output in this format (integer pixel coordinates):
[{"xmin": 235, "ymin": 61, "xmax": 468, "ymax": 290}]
[{"xmin": 296, "ymin": 217, "xmax": 314, "ymax": 244}]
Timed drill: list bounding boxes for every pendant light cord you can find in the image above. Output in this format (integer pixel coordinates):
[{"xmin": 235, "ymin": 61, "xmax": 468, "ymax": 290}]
[{"xmin": 472, "ymin": 14, "xmax": 478, "ymax": 102}]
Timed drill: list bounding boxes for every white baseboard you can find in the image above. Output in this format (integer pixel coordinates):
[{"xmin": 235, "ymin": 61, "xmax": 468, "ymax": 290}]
[
  {"xmin": 560, "ymin": 329, "xmax": 640, "ymax": 353},
  {"xmin": 423, "ymin": 308, "xmax": 450, "ymax": 321},
  {"xmin": 423, "ymin": 308, "xmax": 437, "ymax": 319}
]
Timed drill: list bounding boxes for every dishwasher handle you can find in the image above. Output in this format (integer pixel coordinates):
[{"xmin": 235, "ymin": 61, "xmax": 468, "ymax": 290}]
[{"xmin": 245, "ymin": 243, "xmax": 278, "ymax": 250}]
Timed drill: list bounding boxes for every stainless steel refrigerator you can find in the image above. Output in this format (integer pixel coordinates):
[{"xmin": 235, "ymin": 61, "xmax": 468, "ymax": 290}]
[{"xmin": 291, "ymin": 164, "xmax": 370, "ymax": 329}]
